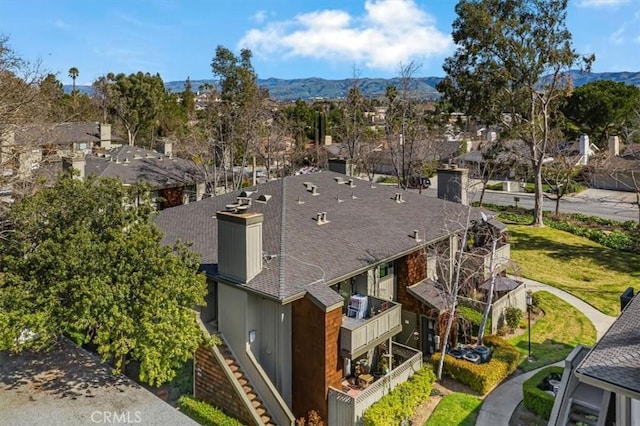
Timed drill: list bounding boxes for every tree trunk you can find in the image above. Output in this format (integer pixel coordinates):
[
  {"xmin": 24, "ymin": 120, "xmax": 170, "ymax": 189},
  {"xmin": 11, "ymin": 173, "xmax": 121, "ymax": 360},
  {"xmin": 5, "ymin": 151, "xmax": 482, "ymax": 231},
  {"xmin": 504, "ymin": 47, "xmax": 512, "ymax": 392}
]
[
  {"xmin": 533, "ymin": 161, "xmax": 544, "ymax": 227},
  {"xmin": 477, "ymin": 236, "xmax": 497, "ymax": 345},
  {"xmin": 437, "ymin": 207, "xmax": 472, "ymax": 381}
]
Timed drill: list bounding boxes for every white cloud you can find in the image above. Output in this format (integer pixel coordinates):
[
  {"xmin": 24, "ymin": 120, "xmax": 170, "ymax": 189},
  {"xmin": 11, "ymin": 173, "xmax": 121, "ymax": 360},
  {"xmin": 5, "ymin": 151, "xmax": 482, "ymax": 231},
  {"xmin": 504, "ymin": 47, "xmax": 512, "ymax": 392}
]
[
  {"xmin": 609, "ymin": 26, "xmax": 626, "ymax": 44},
  {"xmin": 238, "ymin": 0, "xmax": 451, "ymax": 72},
  {"xmin": 53, "ymin": 19, "xmax": 69, "ymax": 29},
  {"xmin": 578, "ymin": 0, "xmax": 629, "ymax": 7},
  {"xmin": 252, "ymin": 10, "xmax": 268, "ymax": 24}
]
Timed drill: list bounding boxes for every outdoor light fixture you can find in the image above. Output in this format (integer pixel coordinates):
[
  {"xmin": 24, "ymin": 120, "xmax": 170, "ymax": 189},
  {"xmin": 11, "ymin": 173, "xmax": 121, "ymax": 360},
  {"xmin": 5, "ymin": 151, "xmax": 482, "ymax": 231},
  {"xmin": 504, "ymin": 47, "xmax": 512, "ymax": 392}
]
[
  {"xmin": 249, "ymin": 330, "xmax": 256, "ymax": 344},
  {"xmin": 526, "ymin": 295, "xmax": 533, "ymax": 361}
]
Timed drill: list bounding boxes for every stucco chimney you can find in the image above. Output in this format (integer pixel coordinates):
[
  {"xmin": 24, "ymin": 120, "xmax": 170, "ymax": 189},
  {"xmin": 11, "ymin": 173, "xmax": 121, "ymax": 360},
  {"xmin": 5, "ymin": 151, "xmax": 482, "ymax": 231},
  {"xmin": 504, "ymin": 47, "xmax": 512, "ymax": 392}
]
[
  {"xmin": 216, "ymin": 211, "xmax": 263, "ymax": 283},
  {"xmin": 62, "ymin": 153, "xmax": 85, "ymax": 179},
  {"xmin": 100, "ymin": 123, "xmax": 112, "ymax": 150},
  {"xmin": 609, "ymin": 135, "xmax": 620, "ymax": 157},
  {"xmin": 437, "ymin": 166, "xmax": 469, "ymax": 205},
  {"xmin": 579, "ymin": 135, "xmax": 590, "ymax": 165},
  {"xmin": 157, "ymin": 139, "xmax": 173, "ymax": 158}
]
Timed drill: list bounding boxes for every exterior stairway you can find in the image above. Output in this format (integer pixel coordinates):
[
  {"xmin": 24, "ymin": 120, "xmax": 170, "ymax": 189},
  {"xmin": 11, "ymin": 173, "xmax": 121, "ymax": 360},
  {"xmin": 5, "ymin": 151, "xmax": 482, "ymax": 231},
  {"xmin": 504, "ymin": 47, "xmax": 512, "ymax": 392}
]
[
  {"xmin": 218, "ymin": 342, "xmax": 274, "ymax": 426},
  {"xmin": 567, "ymin": 400, "xmax": 599, "ymax": 426}
]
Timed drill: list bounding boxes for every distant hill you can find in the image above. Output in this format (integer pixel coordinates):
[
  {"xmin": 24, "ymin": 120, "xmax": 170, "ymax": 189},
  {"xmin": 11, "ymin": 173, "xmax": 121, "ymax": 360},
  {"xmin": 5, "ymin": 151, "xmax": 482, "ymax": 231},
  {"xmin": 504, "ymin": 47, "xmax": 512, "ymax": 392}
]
[{"xmin": 66, "ymin": 71, "xmax": 640, "ymax": 101}]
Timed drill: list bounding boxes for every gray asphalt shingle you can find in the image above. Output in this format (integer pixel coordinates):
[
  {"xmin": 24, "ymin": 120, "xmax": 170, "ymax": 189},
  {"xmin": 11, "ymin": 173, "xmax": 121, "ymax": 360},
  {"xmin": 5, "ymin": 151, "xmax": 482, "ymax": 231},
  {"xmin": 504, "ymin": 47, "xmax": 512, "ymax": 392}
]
[
  {"xmin": 157, "ymin": 171, "xmax": 483, "ymax": 304},
  {"xmin": 576, "ymin": 292, "xmax": 640, "ymax": 395}
]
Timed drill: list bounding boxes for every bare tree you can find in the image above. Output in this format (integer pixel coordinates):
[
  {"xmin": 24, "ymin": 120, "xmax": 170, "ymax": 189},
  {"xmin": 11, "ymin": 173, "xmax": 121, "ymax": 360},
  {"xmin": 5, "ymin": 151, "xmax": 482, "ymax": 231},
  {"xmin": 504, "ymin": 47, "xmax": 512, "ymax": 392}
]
[{"xmin": 386, "ymin": 62, "xmax": 435, "ymax": 189}]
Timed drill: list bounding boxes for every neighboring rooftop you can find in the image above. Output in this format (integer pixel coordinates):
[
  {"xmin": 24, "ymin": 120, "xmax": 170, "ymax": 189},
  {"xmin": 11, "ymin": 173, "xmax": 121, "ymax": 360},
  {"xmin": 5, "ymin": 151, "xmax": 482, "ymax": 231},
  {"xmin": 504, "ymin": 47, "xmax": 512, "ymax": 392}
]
[
  {"xmin": 576, "ymin": 291, "xmax": 640, "ymax": 398},
  {"xmin": 0, "ymin": 340, "xmax": 197, "ymax": 426},
  {"xmin": 9, "ymin": 122, "xmax": 104, "ymax": 146},
  {"xmin": 157, "ymin": 171, "xmax": 484, "ymax": 304},
  {"xmin": 85, "ymin": 146, "xmax": 205, "ymax": 188}
]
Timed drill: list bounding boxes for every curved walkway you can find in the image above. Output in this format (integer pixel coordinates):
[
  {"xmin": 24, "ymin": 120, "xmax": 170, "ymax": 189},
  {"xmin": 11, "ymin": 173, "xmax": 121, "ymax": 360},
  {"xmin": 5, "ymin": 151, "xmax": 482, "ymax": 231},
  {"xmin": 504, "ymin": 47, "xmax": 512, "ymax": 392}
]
[{"xmin": 475, "ymin": 278, "xmax": 617, "ymax": 426}]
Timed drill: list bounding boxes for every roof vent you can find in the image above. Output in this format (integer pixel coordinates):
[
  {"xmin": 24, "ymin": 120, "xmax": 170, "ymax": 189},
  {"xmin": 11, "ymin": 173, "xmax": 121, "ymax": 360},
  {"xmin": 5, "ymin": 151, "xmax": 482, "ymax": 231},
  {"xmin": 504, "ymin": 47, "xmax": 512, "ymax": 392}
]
[
  {"xmin": 296, "ymin": 196, "xmax": 305, "ymax": 204},
  {"xmin": 351, "ymin": 191, "xmax": 358, "ymax": 200},
  {"xmin": 309, "ymin": 184, "xmax": 319, "ymax": 196},
  {"xmin": 237, "ymin": 197, "xmax": 252, "ymax": 206},
  {"xmin": 256, "ymin": 194, "xmax": 271, "ymax": 204},
  {"xmin": 336, "ymin": 192, "xmax": 343, "ymax": 203},
  {"xmin": 334, "ymin": 177, "xmax": 345, "ymax": 184},
  {"xmin": 413, "ymin": 229, "xmax": 423, "ymax": 242},
  {"xmin": 302, "ymin": 181, "xmax": 313, "ymax": 189},
  {"xmin": 240, "ymin": 190, "xmax": 253, "ymax": 197},
  {"xmin": 315, "ymin": 211, "xmax": 329, "ymax": 225},
  {"xmin": 348, "ymin": 179, "xmax": 356, "ymax": 188},
  {"xmin": 394, "ymin": 193, "xmax": 405, "ymax": 203}
]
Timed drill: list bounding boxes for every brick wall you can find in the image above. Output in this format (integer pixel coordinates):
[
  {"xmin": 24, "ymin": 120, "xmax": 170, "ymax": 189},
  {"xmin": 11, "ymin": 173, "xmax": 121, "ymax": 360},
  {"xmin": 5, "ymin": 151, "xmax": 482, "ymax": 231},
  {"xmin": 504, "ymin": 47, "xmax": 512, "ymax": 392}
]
[
  {"xmin": 194, "ymin": 345, "xmax": 255, "ymax": 425},
  {"xmin": 291, "ymin": 296, "xmax": 343, "ymax": 422}
]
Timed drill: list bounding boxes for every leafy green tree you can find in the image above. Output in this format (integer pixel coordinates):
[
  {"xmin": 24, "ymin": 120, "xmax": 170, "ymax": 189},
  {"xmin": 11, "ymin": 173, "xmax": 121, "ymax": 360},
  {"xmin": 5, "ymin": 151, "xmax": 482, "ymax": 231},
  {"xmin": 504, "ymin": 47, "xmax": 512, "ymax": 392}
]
[
  {"xmin": 438, "ymin": 0, "xmax": 590, "ymax": 227},
  {"xmin": 209, "ymin": 45, "xmax": 268, "ymax": 190},
  {"xmin": 562, "ymin": 80, "xmax": 640, "ymax": 146},
  {"xmin": 182, "ymin": 76, "xmax": 196, "ymax": 120},
  {"xmin": 102, "ymin": 71, "xmax": 167, "ymax": 146},
  {"xmin": 0, "ymin": 176, "xmax": 207, "ymax": 386},
  {"xmin": 68, "ymin": 66, "xmax": 79, "ymax": 93}
]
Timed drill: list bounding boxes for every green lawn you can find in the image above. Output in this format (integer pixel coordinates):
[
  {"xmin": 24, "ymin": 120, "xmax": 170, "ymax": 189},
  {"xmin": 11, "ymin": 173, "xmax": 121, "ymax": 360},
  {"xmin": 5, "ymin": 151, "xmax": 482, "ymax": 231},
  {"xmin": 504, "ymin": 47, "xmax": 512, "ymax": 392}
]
[
  {"xmin": 424, "ymin": 393, "xmax": 482, "ymax": 426},
  {"xmin": 507, "ymin": 224, "xmax": 640, "ymax": 316},
  {"xmin": 508, "ymin": 291, "xmax": 596, "ymax": 372}
]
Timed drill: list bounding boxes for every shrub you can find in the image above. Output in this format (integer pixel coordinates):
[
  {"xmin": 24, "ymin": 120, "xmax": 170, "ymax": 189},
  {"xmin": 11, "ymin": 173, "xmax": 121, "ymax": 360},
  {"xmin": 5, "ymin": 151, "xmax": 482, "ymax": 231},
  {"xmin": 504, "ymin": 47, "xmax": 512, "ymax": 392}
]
[
  {"xmin": 430, "ymin": 335, "xmax": 520, "ymax": 395},
  {"xmin": 458, "ymin": 305, "xmax": 491, "ymax": 335},
  {"xmin": 177, "ymin": 396, "xmax": 243, "ymax": 426},
  {"xmin": 504, "ymin": 307, "xmax": 523, "ymax": 330},
  {"xmin": 296, "ymin": 410, "xmax": 324, "ymax": 426},
  {"xmin": 362, "ymin": 366, "xmax": 436, "ymax": 426},
  {"xmin": 522, "ymin": 366, "xmax": 564, "ymax": 420}
]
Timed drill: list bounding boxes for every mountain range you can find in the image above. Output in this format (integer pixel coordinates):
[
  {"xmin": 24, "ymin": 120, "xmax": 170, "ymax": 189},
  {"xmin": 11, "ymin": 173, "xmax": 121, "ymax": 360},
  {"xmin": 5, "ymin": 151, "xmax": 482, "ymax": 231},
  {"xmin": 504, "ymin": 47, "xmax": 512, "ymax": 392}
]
[{"xmin": 68, "ymin": 70, "xmax": 640, "ymax": 101}]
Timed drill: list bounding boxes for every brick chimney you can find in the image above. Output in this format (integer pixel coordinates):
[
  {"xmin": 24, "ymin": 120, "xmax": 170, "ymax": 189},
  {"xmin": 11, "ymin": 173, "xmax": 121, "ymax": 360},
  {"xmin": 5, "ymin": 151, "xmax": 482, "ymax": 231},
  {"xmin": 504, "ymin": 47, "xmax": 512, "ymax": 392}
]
[
  {"xmin": 216, "ymin": 211, "xmax": 263, "ymax": 283},
  {"xmin": 437, "ymin": 164, "xmax": 469, "ymax": 205},
  {"xmin": 609, "ymin": 135, "xmax": 620, "ymax": 157}
]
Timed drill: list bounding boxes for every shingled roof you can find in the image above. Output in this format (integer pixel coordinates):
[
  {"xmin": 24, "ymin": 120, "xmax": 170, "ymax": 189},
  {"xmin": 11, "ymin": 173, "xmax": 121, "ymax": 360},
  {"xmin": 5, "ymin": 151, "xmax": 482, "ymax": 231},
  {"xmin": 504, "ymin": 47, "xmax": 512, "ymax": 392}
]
[
  {"xmin": 12, "ymin": 122, "xmax": 102, "ymax": 146},
  {"xmin": 575, "ymin": 292, "xmax": 640, "ymax": 398},
  {"xmin": 85, "ymin": 146, "xmax": 205, "ymax": 188},
  {"xmin": 157, "ymin": 171, "xmax": 486, "ymax": 305}
]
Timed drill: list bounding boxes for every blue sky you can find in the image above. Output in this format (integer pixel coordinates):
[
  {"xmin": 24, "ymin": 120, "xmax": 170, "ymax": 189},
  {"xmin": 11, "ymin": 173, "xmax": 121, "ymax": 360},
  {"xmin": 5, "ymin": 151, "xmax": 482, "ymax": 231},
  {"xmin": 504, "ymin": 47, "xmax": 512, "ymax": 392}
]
[{"xmin": 1, "ymin": 0, "xmax": 639, "ymax": 85}]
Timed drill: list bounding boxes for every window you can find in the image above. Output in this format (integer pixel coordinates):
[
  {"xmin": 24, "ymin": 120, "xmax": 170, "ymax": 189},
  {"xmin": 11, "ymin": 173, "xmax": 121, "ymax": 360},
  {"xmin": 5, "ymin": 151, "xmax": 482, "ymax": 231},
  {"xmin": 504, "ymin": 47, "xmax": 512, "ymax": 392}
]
[{"xmin": 379, "ymin": 262, "xmax": 393, "ymax": 279}]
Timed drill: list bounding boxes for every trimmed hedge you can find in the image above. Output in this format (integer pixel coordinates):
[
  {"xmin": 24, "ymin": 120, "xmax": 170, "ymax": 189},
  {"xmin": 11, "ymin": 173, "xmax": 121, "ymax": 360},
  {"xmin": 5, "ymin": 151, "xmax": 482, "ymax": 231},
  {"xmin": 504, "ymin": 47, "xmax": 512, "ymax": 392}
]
[
  {"xmin": 177, "ymin": 396, "xmax": 243, "ymax": 426},
  {"xmin": 362, "ymin": 366, "xmax": 436, "ymax": 426},
  {"xmin": 522, "ymin": 366, "xmax": 564, "ymax": 420},
  {"xmin": 430, "ymin": 335, "xmax": 520, "ymax": 395}
]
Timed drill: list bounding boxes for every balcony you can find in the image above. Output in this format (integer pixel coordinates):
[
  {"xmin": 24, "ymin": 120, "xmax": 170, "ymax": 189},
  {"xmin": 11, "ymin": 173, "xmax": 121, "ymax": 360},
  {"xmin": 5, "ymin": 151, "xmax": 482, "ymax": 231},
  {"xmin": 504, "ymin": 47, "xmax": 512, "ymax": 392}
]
[
  {"xmin": 340, "ymin": 297, "xmax": 402, "ymax": 359},
  {"xmin": 467, "ymin": 243, "xmax": 511, "ymax": 280},
  {"xmin": 328, "ymin": 342, "xmax": 422, "ymax": 426}
]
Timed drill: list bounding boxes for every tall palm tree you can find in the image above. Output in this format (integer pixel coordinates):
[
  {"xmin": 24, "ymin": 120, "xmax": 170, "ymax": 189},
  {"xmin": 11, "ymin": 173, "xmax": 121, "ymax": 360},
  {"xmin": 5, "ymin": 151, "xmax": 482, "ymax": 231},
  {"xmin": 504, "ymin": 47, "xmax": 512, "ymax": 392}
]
[{"xmin": 68, "ymin": 67, "xmax": 79, "ymax": 93}]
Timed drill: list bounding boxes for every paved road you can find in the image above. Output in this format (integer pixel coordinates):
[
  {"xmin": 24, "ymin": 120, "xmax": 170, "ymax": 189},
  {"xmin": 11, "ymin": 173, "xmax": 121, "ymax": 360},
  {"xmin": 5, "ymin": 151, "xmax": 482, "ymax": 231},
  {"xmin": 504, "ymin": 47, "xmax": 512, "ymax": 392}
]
[
  {"xmin": 418, "ymin": 180, "xmax": 638, "ymax": 222},
  {"xmin": 475, "ymin": 280, "xmax": 616, "ymax": 426},
  {"xmin": 478, "ymin": 189, "xmax": 638, "ymax": 222}
]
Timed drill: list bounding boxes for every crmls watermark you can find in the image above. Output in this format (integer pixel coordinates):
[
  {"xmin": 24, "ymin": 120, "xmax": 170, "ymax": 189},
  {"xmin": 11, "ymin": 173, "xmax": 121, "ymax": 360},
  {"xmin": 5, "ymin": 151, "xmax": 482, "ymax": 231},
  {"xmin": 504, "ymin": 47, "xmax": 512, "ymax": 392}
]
[{"xmin": 91, "ymin": 411, "xmax": 142, "ymax": 424}]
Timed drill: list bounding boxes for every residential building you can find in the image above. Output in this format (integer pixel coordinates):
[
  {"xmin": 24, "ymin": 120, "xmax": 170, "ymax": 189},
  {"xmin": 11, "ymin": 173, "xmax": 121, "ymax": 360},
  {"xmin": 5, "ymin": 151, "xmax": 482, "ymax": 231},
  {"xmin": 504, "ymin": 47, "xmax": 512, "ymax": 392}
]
[
  {"xmin": 0, "ymin": 122, "xmax": 113, "ymax": 180},
  {"xmin": 549, "ymin": 289, "xmax": 640, "ymax": 426},
  {"xmin": 156, "ymin": 166, "xmax": 509, "ymax": 425},
  {"xmin": 83, "ymin": 144, "xmax": 209, "ymax": 208},
  {"xmin": 592, "ymin": 137, "xmax": 640, "ymax": 192}
]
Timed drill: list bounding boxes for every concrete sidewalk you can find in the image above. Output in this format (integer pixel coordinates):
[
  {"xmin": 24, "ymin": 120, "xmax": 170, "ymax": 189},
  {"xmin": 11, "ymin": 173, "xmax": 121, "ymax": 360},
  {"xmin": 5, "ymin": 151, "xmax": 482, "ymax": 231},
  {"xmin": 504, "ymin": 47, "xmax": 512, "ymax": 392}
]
[{"xmin": 475, "ymin": 280, "xmax": 616, "ymax": 426}]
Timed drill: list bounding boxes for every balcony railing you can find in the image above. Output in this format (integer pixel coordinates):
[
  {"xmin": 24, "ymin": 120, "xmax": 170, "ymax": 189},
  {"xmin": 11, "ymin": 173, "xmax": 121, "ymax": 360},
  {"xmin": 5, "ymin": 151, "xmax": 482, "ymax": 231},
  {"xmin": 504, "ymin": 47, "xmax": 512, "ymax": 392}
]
[
  {"xmin": 328, "ymin": 342, "xmax": 422, "ymax": 426},
  {"xmin": 467, "ymin": 243, "xmax": 511, "ymax": 280},
  {"xmin": 340, "ymin": 297, "xmax": 402, "ymax": 359}
]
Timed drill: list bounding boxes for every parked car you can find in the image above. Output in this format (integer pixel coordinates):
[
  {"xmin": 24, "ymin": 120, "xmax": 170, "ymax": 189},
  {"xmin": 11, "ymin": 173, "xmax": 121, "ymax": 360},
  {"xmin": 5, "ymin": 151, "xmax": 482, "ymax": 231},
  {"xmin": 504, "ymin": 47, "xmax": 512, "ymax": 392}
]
[{"xmin": 407, "ymin": 176, "xmax": 431, "ymax": 189}]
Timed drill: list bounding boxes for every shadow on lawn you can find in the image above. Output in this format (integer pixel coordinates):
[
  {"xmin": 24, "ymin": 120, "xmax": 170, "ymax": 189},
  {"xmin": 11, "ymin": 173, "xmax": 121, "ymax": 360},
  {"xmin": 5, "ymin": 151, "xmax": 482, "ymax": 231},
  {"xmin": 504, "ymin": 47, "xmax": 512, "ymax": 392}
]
[
  {"xmin": 510, "ymin": 339, "xmax": 573, "ymax": 371},
  {"xmin": 508, "ymin": 228, "xmax": 640, "ymax": 278}
]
